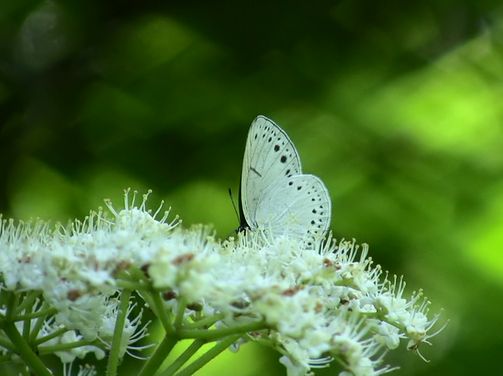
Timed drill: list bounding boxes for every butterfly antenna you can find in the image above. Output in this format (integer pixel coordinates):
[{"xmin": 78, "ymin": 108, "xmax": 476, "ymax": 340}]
[{"xmin": 228, "ymin": 188, "xmax": 240, "ymax": 223}]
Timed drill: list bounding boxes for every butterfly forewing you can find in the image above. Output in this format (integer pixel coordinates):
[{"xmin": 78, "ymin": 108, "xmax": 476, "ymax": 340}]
[{"xmin": 241, "ymin": 116, "xmax": 301, "ymax": 229}]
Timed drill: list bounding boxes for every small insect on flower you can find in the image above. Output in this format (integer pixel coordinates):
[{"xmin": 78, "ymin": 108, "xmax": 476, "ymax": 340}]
[{"xmin": 238, "ymin": 115, "xmax": 332, "ymax": 247}]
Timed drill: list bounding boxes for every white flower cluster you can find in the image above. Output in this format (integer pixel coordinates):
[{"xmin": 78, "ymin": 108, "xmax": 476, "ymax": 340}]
[{"xmin": 0, "ymin": 191, "xmax": 442, "ymax": 376}]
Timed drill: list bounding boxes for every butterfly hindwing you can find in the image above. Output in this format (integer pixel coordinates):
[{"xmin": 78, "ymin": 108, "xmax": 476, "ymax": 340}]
[{"xmin": 254, "ymin": 174, "xmax": 331, "ymax": 244}]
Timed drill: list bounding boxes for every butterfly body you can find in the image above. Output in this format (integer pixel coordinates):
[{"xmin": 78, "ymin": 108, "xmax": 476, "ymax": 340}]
[{"xmin": 239, "ymin": 115, "xmax": 331, "ymax": 243}]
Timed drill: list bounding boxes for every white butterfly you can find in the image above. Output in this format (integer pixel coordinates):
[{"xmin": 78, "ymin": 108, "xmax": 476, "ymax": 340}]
[{"xmin": 239, "ymin": 115, "xmax": 331, "ymax": 244}]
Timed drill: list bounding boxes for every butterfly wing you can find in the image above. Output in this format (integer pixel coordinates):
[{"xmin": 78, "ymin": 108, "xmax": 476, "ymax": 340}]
[
  {"xmin": 240, "ymin": 115, "xmax": 302, "ymax": 230},
  {"xmin": 254, "ymin": 174, "xmax": 331, "ymax": 244},
  {"xmin": 240, "ymin": 115, "xmax": 332, "ymax": 242}
]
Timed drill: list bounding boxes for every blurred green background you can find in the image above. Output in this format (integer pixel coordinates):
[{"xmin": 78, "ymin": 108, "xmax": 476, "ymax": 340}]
[{"xmin": 1, "ymin": 0, "xmax": 503, "ymax": 375}]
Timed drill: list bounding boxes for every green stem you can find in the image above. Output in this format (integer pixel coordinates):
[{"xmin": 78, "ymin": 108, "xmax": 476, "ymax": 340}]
[
  {"xmin": 15, "ymin": 291, "xmax": 41, "ymax": 315},
  {"xmin": 38, "ymin": 339, "xmax": 99, "ymax": 354},
  {"xmin": 178, "ymin": 320, "xmax": 267, "ymax": 341},
  {"xmin": 174, "ymin": 299, "xmax": 187, "ymax": 329},
  {"xmin": 138, "ymin": 335, "xmax": 178, "ymax": 376},
  {"xmin": 117, "ymin": 268, "xmax": 150, "ymax": 291},
  {"xmin": 22, "ymin": 312, "xmax": 31, "ymax": 340},
  {"xmin": 174, "ymin": 335, "xmax": 241, "ymax": 376},
  {"xmin": 159, "ymin": 339, "xmax": 205, "ymax": 376},
  {"xmin": 33, "ymin": 327, "xmax": 68, "ymax": 346},
  {"xmin": 116, "ymin": 280, "xmax": 148, "ymax": 291},
  {"xmin": 183, "ymin": 313, "xmax": 225, "ymax": 329},
  {"xmin": 106, "ymin": 289, "xmax": 132, "ymax": 376},
  {"xmin": 14, "ymin": 307, "xmax": 57, "ymax": 321},
  {"xmin": 29, "ymin": 306, "xmax": 51, "ymax": 343},
  {"xmin": 151, "ymin": 291, "xmax": 175, "ymax": 335},
  {"xmin": 5, "ymin": 291, "xmax": 19, "ymax": 320},
  {"xmin": 140, "ymin": 290, "xmax": 157, "ymax": 317},
  {"xmin": 0, "ymin": 353, "xmax": 14, "ymax": 362},
  {"xmin": 2, "ymin": 322, "xmax": 52, "ymax": 376},
  {"xmin": 0, "ymin": 335, "xmax": 14, "ymax": 352}
]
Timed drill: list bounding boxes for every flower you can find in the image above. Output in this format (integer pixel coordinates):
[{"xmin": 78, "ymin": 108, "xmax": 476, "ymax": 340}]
[{"xmin": 0, "ymin": 190, "xmax": 443, "ymax": 375}]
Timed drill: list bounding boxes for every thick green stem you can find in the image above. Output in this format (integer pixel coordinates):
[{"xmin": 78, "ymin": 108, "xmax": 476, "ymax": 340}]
[
  {"xmin": 3, "ymin": 322, "xmax": 52, "ymax": 376},
  {"xmin": 174, "ymin": 335, "xmax": 241, "ymax": 376},
  {"xmin": 159, "ymin": 339, "xmax": 205, "ymax": 376},
  {"xmin": 138, "ymin": 334, "xmax": 178, "ymax": 376},
  {"xmin": 106, "ymin": 289, "xmax": 132, "ymax": 376},
  {"xmin": 5, "ymin": 291, "xmax": 18, "ymax": 320}
]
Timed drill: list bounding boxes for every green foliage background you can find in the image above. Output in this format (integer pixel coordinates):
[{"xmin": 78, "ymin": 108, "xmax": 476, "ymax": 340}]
[{"xmin": 1, "ymin": 1, "xmax": 503, "ymax": 375}]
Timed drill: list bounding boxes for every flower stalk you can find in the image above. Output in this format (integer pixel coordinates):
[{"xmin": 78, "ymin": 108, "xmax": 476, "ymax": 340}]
[
  {"xmin": 138, "ymin": 334, "xmax": 179, "ymax": 376},
  {"xmin": 159, "ymin": 338, "xmax": 206, "ymax": 376},
  {"xmin": 3, "ymin": 320, "xmax": 52, "ymax": 376},
  {"xmin": 173, "ymin": 335, "xmax": 242, "ymax": 376},
  {"xmin": 106, "ymin": 289, "xmax": 132, "ymax": 376}
]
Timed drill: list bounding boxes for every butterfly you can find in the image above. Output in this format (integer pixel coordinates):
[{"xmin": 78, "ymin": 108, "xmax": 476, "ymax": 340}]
[{"xmin": 238, "ymin": 115, "xmax": 331, "ymax": 245}]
